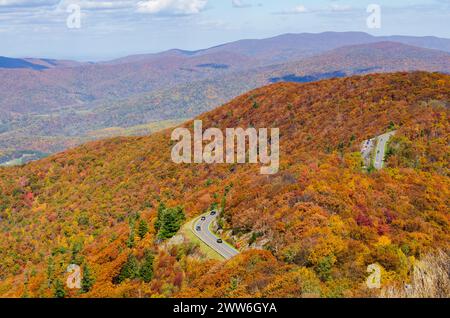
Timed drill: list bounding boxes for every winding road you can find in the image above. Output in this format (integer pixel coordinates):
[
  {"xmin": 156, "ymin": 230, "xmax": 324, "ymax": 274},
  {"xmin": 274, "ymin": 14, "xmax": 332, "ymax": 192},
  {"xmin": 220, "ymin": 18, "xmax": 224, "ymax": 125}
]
[
  {"xmin": 192, "ymin": 211, "xmax": 240, "ymax": 260},
  {"xmin": 373, "ymin": 131, "xmax": 396, "ymax": 170}
]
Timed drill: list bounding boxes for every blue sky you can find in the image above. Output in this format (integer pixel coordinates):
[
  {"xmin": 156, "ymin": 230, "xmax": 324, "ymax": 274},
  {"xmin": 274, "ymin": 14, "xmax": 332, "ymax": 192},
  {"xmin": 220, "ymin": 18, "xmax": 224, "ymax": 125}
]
[{"xmin": 0, "ymin": 0, "xmax": 449, "ymax": 60}]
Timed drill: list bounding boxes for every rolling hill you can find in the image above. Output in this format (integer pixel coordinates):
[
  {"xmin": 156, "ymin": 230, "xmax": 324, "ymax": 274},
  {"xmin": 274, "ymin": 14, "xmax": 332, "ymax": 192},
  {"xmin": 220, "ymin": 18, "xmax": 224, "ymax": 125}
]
[
  {"xmin": 266, "ymin": 41, "xmax": 450, "ymax": 82},
  {"xmin": 106, "ymin": 31, "xmax": 450, "ymax": 66},
  {"xmin": 0, "ymin": 72, "xmax": 448, "ymax": 298},
  {"xmin": 2, "ymin": 32, "xmax": 450, "ymax": 116},
  {"xmin": 0, "ymin": 57, "xmax": 50, "ymax": 71},
  {"xmin": 3, "ymin": 41, "xmax": 447, "ymax": 144},
  {"xmin": 2, "ymin": 32, "xmax": 450, "ymax": 163}
]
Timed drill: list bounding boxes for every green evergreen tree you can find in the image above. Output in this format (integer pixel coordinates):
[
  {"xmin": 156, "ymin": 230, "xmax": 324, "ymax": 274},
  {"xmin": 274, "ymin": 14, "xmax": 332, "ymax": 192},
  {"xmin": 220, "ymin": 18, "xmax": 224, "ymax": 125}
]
[
  {"xmin": 71, "ymin": 241, "xmax": 83, "ymax": 265},
  {"xmin": 126, "ymin": 218, "xmax": 136, "ymax": 248},
  {"xmin": 81, "ymin": 263, "xmax": 95, "ymax": 293},
  {"xmin": 138, "ymin": 219, "xmax": 149, "ymax": 239},
  {"xmin": 139, "ymin": 250, "xmax": 155, "ymax": 283},
  {"xmin": 154, "ymin": 202, "xmax": 166, "ymax": 231},
  {"xmin": 157, "ymin": 206, "xmax": 185, "ymax": 240},
  {"xmin": 53, "ymin": 279, "xmax": 66, "ymax": 298},
  {"xmin": 114, "ymin": 254, "xmax": 139, "ymax": 284}
]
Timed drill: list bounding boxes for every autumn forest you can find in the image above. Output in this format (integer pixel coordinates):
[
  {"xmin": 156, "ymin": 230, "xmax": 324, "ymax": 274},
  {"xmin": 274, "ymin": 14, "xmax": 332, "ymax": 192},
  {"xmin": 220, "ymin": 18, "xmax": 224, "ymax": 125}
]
[{"xmin": 0, "ymin": 72, "xmax": 448, "ymax": 298}]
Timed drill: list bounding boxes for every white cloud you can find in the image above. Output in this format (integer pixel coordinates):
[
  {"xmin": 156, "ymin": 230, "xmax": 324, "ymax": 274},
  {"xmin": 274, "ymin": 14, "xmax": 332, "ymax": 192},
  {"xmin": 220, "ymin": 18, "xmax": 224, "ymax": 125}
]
[
  {"xmin": 137, "ymin": 0, "xmax": 207, "ymax": 15},
  {"xmin": 55, "ymin": 1, "xmax": 136, "ymax": 12},
  {"xmin": 80, "ymin": 1, "xmax": 135, "ymax": 10},
  {"xmin": 330, "ymin": 4, "xmax": 352, "ymax": 12},
  {"xmin": 292, "ymin": 5, "xmax": 308, "ymax": 13},
  {"xmin": 0, "ymin": 0, "xmax": 58, "ymax": 8},
  {"xmin": 232, "ymin": 0, "xmax": 251, "ymax": 8},
  {"xmin": 274, "ymin": 5, "xmax": 309, "ymax": 15}
]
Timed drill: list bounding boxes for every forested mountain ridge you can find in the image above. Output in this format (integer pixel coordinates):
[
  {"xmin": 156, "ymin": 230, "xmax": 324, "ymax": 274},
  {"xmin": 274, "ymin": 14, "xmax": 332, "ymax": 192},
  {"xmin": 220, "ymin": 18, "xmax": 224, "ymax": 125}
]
[
  {"xmin": 105, "ymin": 31, "xmax": 450, "ymax": 66},
  {"xmin": 0, "ymin": 72, "xmax": 448, "ymax": 298},
  {"xmin": 2, "ymin": 33, "xmax": 450, "ymax": 162}
]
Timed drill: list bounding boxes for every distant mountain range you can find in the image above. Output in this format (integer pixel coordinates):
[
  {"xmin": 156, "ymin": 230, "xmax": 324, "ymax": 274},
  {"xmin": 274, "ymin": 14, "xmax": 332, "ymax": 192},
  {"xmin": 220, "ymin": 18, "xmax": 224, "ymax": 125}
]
[
  {"xmin": 4, "ymin": 31, "xmax": 450, "ymax": 71},
  {"xmin": 105, "ymin": 31, "xmax": 450, "ymax": 65},
  {"xmin": 0, "ymin": 56, "xmax": 85, "ymax": 70},
  {"xmin": 1, "ymin": 32, "xmax": 450, "ymax": 160}
]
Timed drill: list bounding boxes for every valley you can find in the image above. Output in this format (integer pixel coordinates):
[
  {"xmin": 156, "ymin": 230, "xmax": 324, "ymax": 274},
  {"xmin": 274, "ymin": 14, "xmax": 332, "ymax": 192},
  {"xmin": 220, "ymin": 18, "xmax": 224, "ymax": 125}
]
[{"xmin": 0, "ymin": 150, "xmax": 49, "ymax": 167}]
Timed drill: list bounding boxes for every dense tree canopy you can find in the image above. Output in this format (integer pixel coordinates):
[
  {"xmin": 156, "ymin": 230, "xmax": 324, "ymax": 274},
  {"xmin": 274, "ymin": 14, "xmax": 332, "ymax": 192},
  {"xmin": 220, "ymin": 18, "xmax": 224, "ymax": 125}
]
[{"xmin": 0, "ymin": 72, "xmax": 448, "ymax": 298}]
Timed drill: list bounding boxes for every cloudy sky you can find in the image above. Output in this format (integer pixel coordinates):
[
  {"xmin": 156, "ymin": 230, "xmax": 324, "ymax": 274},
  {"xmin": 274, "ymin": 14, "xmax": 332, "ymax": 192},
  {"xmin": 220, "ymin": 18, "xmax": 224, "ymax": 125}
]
[{"xmin": 0, "ymin": 0, "xmax": 449, "ymax": 60}]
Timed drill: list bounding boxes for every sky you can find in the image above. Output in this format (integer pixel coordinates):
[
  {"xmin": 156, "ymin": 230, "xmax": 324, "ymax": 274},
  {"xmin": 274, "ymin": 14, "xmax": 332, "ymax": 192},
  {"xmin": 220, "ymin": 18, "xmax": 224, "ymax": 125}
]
[{"xmin": 0, "ymin": 0, "xmax": 449, "ymax": 61}]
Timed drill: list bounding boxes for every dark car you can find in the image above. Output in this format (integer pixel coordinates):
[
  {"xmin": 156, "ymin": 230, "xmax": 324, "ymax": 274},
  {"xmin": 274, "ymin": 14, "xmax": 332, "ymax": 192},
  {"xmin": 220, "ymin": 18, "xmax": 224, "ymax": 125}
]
[
  {"xmin": 216, "ymin": 239, "xmax": 223, "ymax": 243},
  {"xmin": 201, "ymin": 216, "xmax": 206, "ymax": 221},
  {"xmin": 210, "ymin": 210, "xmax": 217, "ymax": 216},
  {"xmin": 196, "ymin": 226, "xmax": 201, "ymax": 231}
]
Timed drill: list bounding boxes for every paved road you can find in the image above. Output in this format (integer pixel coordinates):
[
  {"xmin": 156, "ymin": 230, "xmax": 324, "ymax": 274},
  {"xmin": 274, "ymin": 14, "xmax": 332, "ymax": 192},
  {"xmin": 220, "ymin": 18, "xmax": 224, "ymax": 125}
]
[
  {"xmin": 192, "ymin": 211, "xmax": 240, "ymax": 260},
  {"xmin": 361, "ymin": 138, "xmax": 376, "ymax": 168},
  {"xmin": 374, "ymin": 131, "xmax": 396, "ymax": 170}
]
